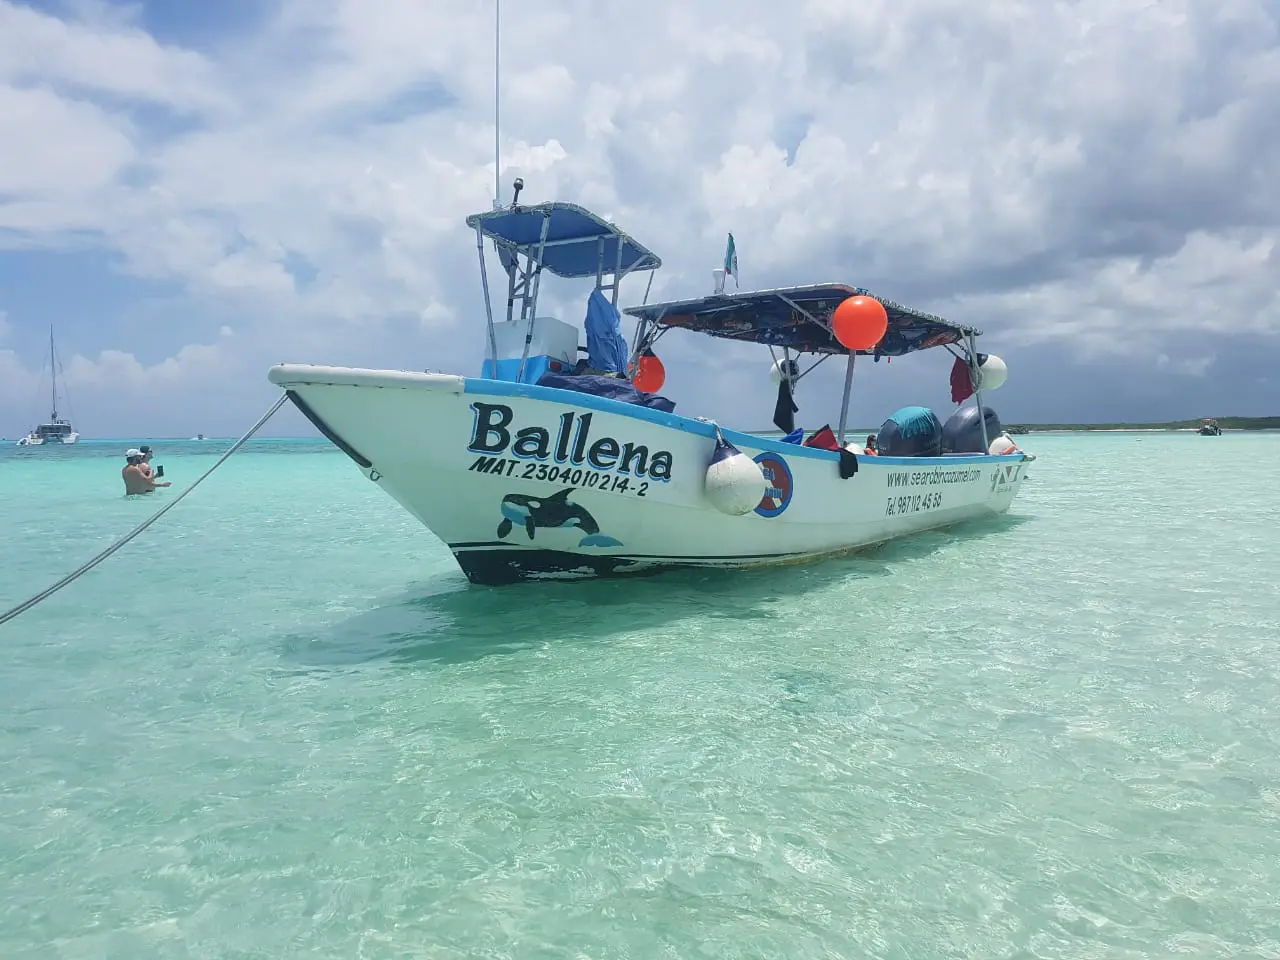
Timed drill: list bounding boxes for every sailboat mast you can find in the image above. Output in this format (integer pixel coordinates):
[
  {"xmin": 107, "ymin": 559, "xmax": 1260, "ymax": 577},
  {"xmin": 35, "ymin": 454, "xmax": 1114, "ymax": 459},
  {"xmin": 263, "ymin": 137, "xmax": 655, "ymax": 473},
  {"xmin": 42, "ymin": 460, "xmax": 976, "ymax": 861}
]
[{"xmin": 49, "ymin": 326, "xmax": 58, "ymax": 421}]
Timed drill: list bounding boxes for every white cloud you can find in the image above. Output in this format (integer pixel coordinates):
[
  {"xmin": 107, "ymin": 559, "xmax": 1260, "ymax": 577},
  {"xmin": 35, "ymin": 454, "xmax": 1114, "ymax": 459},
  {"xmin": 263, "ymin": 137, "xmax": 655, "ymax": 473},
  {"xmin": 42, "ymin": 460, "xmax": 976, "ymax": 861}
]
[
  {"xmin": 2, "ymin": 331, "xmax": 229, "ymax": 403},
  {"xmin": 0, "ymin": 0, "xmax": 224, "ymax": 111},
  {"xmin": 0, "ymin": 86, "xmax": 137, "ymax": 197},
  {"xmin": 1157, "ymin": 353, "xmax": 1216, "ymax": 377},
  {"xmin": 1, "ymin": 0, "xmax": 1279, "ymax": 436}
]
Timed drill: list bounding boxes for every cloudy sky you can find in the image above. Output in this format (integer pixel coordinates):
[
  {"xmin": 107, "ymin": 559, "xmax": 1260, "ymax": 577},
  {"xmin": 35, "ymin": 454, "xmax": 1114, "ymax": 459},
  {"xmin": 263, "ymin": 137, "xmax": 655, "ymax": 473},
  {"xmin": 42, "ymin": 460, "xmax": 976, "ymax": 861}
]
[{"xmin": 1, "ymin": 0, "xmax": 1277, "ymax": 439}]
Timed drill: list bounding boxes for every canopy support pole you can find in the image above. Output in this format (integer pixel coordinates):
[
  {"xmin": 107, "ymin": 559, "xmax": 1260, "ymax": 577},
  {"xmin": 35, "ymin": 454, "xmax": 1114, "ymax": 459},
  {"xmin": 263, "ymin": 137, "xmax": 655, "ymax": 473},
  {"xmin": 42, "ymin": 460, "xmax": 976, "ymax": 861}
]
[
  {"xmin": 516, "ymin": 214, "xmax": 552, "ymax": 383},
  {"xmin": 612, "ymin": 240, "xmax": 624, "ymax": 306},
  {"xmin": 627, "ymin": 310, "xmax": 659, "ymax": 378},
  {"xmin": 769, "ymin": 345, "xmax": 829, "ymax": 384},
  {"xmin": 966, "ymin": 331, "xmax": 990, "ymax": 452},
  {"xmin": 776, "ymin": 293, "xmax": 825, "ymax": 330},
  {"xmin": 475, "ymin": 224, "xmax": 499, "ymax": 375},
  {"xmin": 836, "ymin": 351, "xmax": 856, "ymax": 445},
  {"xmin": 504, "ymin": 255, "xmax": 517, "ymax": 324}
]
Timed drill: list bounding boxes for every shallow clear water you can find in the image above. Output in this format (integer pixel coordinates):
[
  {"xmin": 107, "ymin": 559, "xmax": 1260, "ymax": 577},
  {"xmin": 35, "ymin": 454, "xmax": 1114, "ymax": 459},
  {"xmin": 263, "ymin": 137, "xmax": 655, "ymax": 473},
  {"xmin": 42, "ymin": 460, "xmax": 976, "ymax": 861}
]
[{"xmin": 2, "ymin": 432, "xmax": 1279, "ymax": 958}]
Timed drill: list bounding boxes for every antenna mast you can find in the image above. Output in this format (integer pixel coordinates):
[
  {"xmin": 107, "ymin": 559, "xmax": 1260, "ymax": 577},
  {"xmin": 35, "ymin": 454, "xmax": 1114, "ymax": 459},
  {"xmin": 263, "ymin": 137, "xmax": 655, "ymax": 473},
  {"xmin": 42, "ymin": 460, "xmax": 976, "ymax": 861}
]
[
  {"xmin": 493, "ymin": 0, "xmax": 501, "ymax": 209},
  {"xmin": 49, "ymin": 326, "xmax": 58, "ymax": 421}
]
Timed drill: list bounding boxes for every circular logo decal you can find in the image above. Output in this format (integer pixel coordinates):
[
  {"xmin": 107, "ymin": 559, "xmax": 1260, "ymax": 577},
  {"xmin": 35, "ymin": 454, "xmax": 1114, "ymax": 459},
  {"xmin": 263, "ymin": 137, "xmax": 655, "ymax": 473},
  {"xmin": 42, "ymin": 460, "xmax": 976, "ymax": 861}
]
[{"xmin": 753, "ymin": 452, "xmax": 794, "ymax": 518}]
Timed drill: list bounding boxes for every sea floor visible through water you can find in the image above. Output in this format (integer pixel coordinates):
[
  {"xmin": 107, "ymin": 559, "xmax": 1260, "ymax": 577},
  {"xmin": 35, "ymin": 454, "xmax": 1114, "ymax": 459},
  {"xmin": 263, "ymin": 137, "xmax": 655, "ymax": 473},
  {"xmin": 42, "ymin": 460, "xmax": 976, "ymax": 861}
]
[{"xmin": 2, "ymin": 432, "xmax": 1279, "ymax": 958}]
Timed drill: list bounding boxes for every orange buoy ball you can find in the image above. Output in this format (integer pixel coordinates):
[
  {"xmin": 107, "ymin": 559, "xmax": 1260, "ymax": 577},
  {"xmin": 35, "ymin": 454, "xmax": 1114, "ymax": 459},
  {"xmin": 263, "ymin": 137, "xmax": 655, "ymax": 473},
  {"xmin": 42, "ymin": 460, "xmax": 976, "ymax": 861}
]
[
  {"xmin": 633, "ymin": 352, "xmax": 666, "ymax": 393},
  {"xmin": 831, "ymin": 295, "xmax": 888, "ymax": 351}
]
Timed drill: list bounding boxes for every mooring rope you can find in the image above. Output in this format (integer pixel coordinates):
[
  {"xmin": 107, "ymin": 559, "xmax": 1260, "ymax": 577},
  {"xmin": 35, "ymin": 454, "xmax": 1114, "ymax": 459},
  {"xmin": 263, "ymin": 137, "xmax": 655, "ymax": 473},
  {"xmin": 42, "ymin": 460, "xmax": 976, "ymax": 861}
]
[{"xmin": 0, "ymin": 394, "xmax": 290, "ymax": 628}]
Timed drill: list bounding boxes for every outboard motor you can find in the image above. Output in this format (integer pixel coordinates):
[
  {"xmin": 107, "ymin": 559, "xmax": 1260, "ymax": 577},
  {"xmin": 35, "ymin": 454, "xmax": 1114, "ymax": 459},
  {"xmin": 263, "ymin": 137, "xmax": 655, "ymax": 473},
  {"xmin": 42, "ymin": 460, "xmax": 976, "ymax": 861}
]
[
  {"xmin": 941, "ymin": 405, "xmax": 1002, "ymax": 454},
  {"xmin": 878, "ymin": 406, "xmax": 943, "ymax": 457}
]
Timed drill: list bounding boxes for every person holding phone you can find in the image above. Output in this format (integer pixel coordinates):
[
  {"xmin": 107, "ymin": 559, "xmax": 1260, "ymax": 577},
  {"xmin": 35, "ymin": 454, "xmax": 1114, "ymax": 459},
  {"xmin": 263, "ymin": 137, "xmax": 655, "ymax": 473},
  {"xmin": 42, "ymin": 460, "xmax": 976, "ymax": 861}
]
[
  {"xmin": 139, "ymin": 445, "xmax": 165, "ymax": 480},
  {"xmin": 123, "ymin": 449, "xmax": 171, "ymax": 495}
]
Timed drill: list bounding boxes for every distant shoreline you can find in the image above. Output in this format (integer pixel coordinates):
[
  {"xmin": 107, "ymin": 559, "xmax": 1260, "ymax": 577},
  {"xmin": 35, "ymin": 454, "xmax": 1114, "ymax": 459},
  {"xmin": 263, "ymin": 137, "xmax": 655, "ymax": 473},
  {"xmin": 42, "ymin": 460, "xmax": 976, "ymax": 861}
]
[
  {"xmin": 8, "ymin": 417, "xmax": 1278, "ymax": 445},
  {"xmin": 743, "ymin": 417, "xmax": 1280, "ymax": 436},
  {"xmin": 1005, "ymin": 417, "xmax": 1279, "ymax": 433}
]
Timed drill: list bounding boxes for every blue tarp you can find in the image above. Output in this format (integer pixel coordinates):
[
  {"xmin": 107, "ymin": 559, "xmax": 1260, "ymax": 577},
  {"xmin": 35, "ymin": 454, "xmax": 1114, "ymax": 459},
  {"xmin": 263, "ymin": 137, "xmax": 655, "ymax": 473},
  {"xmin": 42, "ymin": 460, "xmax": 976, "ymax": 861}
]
[
  {"xmin": 584, "ymin": 289, "xmax": 630, "ymax": 376},
  {"xmin": 536, "ymin": 372, "xmax": 677, "ymax": 413},
  {"xmin": 879, "ymin": 406, "xmax": 943, "ymax": 457},
  {"xmin": 887, "ymin": 405, "xmax": 940, "ymax": 438}
]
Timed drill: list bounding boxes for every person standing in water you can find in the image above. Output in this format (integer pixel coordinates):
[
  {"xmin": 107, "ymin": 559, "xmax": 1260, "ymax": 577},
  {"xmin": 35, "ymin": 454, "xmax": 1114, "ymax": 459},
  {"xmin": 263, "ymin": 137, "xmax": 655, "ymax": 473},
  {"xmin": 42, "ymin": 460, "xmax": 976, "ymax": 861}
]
[
  {"xmin": 122, "ymin": 448, "xmax": 171, "ymax": 495},
  {"xmin": 138, "ymin": 444, "xmax": 169, "ymax": 482}
]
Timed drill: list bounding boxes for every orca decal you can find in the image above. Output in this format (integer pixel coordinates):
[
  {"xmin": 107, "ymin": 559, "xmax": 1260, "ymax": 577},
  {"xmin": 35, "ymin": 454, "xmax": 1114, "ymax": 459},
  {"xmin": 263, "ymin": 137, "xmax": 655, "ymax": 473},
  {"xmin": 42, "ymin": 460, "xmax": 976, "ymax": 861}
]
[{"xmin": 496, "ymin": 488, "xmax": 624, "ymax": 548}]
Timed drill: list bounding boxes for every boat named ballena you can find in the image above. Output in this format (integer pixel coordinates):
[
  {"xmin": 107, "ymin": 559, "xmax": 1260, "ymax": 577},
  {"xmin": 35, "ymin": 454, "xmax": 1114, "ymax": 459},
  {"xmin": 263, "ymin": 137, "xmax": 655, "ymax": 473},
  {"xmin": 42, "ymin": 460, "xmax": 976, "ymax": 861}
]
[{"xmin": 268, "ymin": 185, "xmax": 1033, "ymax": 585}]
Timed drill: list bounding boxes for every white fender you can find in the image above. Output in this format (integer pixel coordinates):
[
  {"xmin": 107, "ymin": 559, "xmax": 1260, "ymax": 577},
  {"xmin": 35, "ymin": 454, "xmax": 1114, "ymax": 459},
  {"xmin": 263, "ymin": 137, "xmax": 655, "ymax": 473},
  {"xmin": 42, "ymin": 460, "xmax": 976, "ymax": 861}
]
[{"xmin": 704, "ymin": 436, "xmax": 766, "ymax": 515}]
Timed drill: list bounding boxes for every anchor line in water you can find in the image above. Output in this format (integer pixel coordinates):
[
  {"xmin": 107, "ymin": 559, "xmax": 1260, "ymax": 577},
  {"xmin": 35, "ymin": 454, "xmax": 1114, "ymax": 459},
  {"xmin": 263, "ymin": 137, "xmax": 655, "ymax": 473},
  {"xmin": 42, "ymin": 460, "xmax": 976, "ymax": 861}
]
[{"xmin": 0, "ymin": 394, "xmax": 290, "ymax": 628}]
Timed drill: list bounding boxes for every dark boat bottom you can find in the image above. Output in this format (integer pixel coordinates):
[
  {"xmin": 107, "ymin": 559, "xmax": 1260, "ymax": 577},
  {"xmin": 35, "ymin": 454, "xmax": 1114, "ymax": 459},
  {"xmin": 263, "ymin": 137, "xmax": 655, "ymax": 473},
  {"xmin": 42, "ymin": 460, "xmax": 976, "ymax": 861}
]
[
  {"xmin": 450, "ymin": 544, "xmax": 859, "ymax": 586},
  {"xmin": 451, "ymin": 548, "xmax": 665, "ymax": 585},
  {"xmin": 448, "ymin": 509, "xmax": 1016, "ymax": 586}
]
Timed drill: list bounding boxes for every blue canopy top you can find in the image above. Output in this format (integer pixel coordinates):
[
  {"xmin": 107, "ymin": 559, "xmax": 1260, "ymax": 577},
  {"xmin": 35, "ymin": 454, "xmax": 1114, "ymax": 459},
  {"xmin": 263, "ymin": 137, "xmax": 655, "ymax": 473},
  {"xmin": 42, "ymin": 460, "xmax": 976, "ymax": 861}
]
[
  {"xmin": 465, "ymin": 202, "xmax": 662, "ymax": 280},
  {"xmin": 623, "ymin": 283, "xmax": 979, "ymax": 358}
]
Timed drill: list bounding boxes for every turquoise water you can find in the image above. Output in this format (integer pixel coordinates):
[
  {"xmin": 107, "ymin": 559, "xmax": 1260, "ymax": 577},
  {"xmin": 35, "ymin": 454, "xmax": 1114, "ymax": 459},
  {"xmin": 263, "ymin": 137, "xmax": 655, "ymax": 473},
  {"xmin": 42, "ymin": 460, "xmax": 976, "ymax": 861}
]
[{"xmin": 2, "ymin": 432, "xmax": 1278, "ymax": 957}]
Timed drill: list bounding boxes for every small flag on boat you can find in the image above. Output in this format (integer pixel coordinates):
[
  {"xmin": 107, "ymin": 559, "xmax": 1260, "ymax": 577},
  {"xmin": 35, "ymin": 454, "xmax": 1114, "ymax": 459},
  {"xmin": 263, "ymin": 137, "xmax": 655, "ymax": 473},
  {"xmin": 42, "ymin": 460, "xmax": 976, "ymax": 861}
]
[{"xmin": 724, "ymin": 233, "xmax": 738, "ymax": 287}]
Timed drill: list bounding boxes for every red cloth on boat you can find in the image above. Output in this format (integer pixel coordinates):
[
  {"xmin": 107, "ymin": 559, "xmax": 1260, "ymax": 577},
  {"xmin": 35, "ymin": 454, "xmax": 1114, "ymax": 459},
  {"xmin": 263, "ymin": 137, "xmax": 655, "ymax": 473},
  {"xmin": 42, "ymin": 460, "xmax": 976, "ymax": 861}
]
[
  {"xmin": 804, "ymin": 424, "xmax": 841, "ymax": 451},
  {"xmin": 950, "ymin": 356, "xmax": 975, "ymax": 404}
]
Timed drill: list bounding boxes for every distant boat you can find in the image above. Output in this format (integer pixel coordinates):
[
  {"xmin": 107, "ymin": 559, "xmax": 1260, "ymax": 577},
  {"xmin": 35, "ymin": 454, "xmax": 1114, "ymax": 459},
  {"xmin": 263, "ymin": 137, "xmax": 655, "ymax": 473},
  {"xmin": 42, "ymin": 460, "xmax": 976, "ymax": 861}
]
[
  {"xmin": 191, "ymin": 433, "xmax": 207, "ymax": 440},
  {"xmin": 1198, "ymin": 418, "xmax": 1222, "ymax": 436},
  {"xmin": 15, "ymin": 328, "xmax": 78, "ymax": 447}
]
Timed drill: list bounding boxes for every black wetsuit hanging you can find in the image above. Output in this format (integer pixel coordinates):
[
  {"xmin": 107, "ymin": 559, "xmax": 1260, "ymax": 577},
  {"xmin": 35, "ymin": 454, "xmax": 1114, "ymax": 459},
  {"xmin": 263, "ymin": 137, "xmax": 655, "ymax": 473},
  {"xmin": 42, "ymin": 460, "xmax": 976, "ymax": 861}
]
[{"xmin": 773, "ymin": 379, "xmax": 799, "ymax": 434}]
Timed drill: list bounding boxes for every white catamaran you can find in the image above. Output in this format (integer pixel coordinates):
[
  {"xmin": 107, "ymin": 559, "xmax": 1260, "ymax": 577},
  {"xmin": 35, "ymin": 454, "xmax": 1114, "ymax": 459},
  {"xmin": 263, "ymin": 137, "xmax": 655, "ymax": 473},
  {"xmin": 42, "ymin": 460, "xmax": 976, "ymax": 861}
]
[
  {"xmin": 268, "ymin": 181, "xmax": 1033, "ymax": 585},
  {"xmin": 16, "ymin": 328, "xmax": 78, "ymax": 446}
]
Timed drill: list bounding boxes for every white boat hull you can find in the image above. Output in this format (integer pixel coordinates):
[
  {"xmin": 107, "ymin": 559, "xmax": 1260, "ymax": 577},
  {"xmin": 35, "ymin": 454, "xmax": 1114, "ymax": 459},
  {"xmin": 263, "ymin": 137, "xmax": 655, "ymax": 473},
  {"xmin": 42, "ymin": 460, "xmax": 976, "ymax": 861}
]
[
  {"xmin": 16, "ymin": 432, "xmax": 77, "ymax": 446},
  {"xmin": 268, "ymin": 364, "xmax": 1031, "ymax": 585}
]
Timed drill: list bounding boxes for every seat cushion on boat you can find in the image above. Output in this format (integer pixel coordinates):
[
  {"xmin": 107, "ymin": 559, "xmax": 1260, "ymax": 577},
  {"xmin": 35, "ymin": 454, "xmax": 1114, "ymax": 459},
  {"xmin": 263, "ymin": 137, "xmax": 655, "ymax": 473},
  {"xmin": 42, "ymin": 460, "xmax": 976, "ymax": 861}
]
[{"xmin": 536, "ymin": 372, "xmax": 677, "ymax": 413}]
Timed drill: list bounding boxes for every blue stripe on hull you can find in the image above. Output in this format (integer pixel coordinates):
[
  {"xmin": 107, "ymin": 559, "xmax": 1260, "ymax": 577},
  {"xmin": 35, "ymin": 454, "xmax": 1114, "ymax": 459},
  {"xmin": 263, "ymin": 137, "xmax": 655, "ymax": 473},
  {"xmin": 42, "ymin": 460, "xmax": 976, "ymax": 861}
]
[{"xmin": 461, "ymin": 376, "xmax": 1012, "ymax": 468}]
